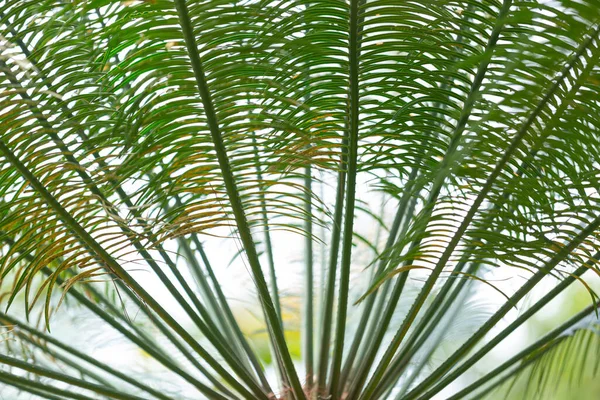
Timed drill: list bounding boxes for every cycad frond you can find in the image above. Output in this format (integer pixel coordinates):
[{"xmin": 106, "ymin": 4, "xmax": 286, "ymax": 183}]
[{"xmin": 1, "ymin": 0, "xmax": 600, "ymax": 399}]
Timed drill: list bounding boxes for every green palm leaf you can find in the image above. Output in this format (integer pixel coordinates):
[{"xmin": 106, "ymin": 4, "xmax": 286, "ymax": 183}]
[{"xmin": 1, "ymin": 0, "xmax": 600, "ymax": 399}]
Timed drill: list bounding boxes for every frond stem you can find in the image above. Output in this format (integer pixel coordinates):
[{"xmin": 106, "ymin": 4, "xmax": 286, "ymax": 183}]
[
  {"xmin": 406, "ymin": 249, "xmax": 600, "ymax": 400},
  {"xmin": 361, "ymin": 13, "xmax": 599, "ymax": 400},
  {"xmin": 0, "ymin": 139, "xmax": 264, "ymax": 399},
  {"xmin": 447, "ymin": 301, "xmax": 600, "ymax": 400},
  {"xmin": 172, "ymin": 0, "xmax": 304, "ymax": 397},
  {"xmin": 328, "ymin": 0, "xmax": 363, "ymax": 397}
]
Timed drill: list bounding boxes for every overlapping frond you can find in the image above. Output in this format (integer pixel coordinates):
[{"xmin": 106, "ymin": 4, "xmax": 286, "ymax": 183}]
[{"xmin": 1, "ymin": 0, "xmax": 600, "ymax": 399}]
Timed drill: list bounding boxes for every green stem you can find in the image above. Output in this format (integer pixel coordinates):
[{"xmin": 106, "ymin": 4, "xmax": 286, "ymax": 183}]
[
  {"xmin": 347, "ymin": 4, "xmax": 513, "ymax": 396},
  {"xmin": 304, "ymin": 164, "xmax": 315, "ymax": 389},
  {"xmin": 249, "ymin": 135, "xmax": 288, "ymax": 391},
  {"xmin": 36, "ymin": 347, "xmax": 117, "ymax": 390},
  {"xmin": 328, "ymin": 0, "xmax": 362, "ymax": 397},
  {"xmin": 316, "ymin": 158, "xmax": 347, "ymax": 393},
  {"xmin": 447, "ymin": 302, "xmax": 600, "ymax": 400},
  {"xmin": 339, "ymin": 167, "xmax": 418, "ymax": 391},
  {"xmin": 1, "ymin": 238, "xmax": 233, "ymax": 399},
  {"xmin": 360, "ymin": 17, "xmax": 598, "ymax": 399},
  {"xmin": 166, "ymin": 197, "xmax": 271, "ymax": 391},
  {"xmin": 379, "ymin": 44, "xmax": 599, "ymax": 390},
  {"xmin": 0, "ymin": 370, "xmax": 93, "ymax": 400},
  {"xmin": 76, "ymin": 265, "xmax": 235, "ymax": 397},
  {"xmin": 0, "ymin": 312, "xmax": 175, "ymax": 400},
  {"xmin": 172, "ymin": 1, "xmax": 304, "ymax": 397},
  {"xmin": 465, "ymin": 346, "xmax": 553, "ymax": 400},
  {"xmin": 315, "ymin": 175, "xmax": 327, "ymax": 390},
  {"xmin": 0, "ymin": 234, "xmax": 152, "ymax": 349},
  {"xmin": 0, "ymin": 139, "xmax": 264, "ymax": 400},
  {"xmin": 158, "ymin": 189, "xmax": 270, "ymax": 390},
  {"xmin": 405, "ymin": 250, "xmax": 600, "ymax": 400},
  {"xmin": 0, "ymin": 353, "xmax": 146, "ymax": 400},
  {"xmin": 0, "ymin": 19, "xmax": 258, "ymax": 384},
  {"xmin": 79, "ymin": 284, "xmax": 234, "ymax": 399},
  {"xmin": 31, "ymin": 339, "xmax": 116, "ymax": 389},
  {"xmin": 0, "ymin": 58, "xmax": 254, "ymax": 382},
  {"xmin": 389, "ymin": 284, "xmax": 472, "ymax": 400},
  {"xmin": 252, "ymin": 135, "xmax": 283, "ymax": 325},
  {"xmin": 191, "ymin": 234, "xmax": 273, "ymax": 392}
]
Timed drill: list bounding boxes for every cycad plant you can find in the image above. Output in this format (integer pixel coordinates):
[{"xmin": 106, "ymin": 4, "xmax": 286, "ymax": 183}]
[{"xmin": 1, "ymin": 0, "xmax": 600, "ymax": 398}]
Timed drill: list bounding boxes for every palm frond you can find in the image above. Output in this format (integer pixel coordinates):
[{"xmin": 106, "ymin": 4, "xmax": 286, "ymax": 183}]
[{"xmin": 1, "ymin": 0, "xmax": 600, "ymax": 399}]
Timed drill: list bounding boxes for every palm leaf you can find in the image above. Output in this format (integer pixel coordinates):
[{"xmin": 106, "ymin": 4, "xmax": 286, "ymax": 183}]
[{"xmin": 1, "ymin": 0, "xmax": 600, "ymax": 399}]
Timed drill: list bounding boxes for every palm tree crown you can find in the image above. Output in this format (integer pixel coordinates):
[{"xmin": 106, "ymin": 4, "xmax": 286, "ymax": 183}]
[{"xmin": 1, "ymin": 0, "xmax": 600, "ymax": 399}]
